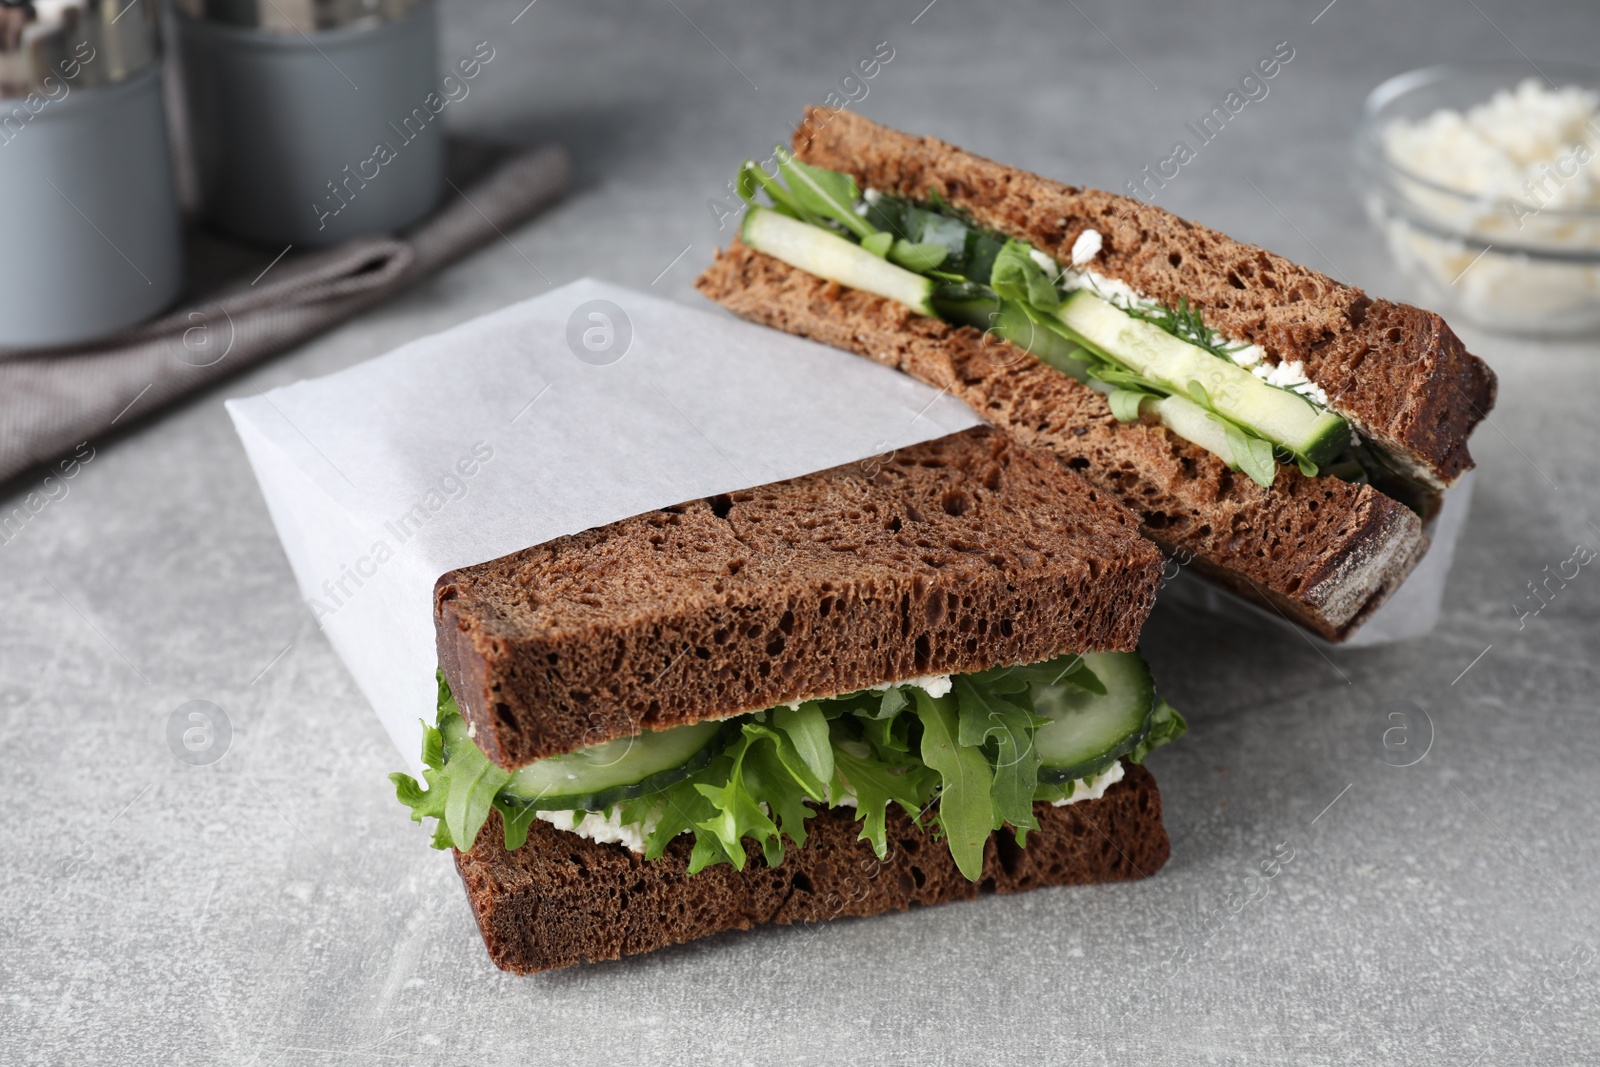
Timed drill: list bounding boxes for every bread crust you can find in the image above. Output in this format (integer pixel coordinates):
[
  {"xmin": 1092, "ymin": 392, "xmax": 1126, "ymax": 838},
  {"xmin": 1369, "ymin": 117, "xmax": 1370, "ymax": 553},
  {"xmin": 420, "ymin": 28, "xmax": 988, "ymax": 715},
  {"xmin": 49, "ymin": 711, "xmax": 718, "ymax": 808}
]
[
  {"xmin": 695, "ymin": 243, "xmax": 1425, "ymax": 641},
  {"xmin": 792, "ymin": 106, "xmax": 1496, "ymax": 489},
  {"xmin": 454, "ymin": 762, "xmax": 1169, "ymax": 974},
  {"xmin": 435, "ymin": 427, "xmax": 1162, "ymax": 770}
]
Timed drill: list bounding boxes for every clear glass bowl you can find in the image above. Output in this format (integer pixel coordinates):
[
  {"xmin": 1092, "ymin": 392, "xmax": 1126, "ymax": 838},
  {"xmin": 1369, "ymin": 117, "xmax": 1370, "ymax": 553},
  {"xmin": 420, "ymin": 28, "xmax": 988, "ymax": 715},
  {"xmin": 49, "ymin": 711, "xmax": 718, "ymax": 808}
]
[{"xmin": 1355, "ymin": 62, "xmax": 1600, "ymax": 336}]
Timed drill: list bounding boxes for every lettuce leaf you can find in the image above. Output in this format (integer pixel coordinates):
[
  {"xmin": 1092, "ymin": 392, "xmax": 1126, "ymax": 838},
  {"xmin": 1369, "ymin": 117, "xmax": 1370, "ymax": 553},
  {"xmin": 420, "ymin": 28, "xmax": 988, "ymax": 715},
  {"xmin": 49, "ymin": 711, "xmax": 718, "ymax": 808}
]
[
  {"xmin": 771, "ymin": 702, "xmax": 833, "ymax": 792},
  {"xmin": 913, "ymin": 689, "xmax": 996, "ymax": 881},
  {"xmin": 953, "ymin": 678, "xmax": 1042, "ymax": 836},
  {"xmin": 390, "ymin": 675, "xmax": 510, "ymax": 851},
  {"xmin": 1108, "ymin": 388, "xmax": 1153, "ymax": 423},
  {"xmin": 774, "ymin": 147, "xmax": 873, "ymax": 239},
  {"xmin": 395, "ymin": 654, "xmax": 1183, "ymax": 882},
  {"xmin": 1128, "ymin": 698, "xmax": 1189, "ymax": 764},
  {"xmin": 692, "ymin": 726, "xmax": 786, "ymax": 869},
  {"xmin": 1221, "ymin": 419, "xmax": 1278, "ymax": 489},
  {"xmin": 991, "ymin": 238, "xmax": 1064, "ymax": 310}
]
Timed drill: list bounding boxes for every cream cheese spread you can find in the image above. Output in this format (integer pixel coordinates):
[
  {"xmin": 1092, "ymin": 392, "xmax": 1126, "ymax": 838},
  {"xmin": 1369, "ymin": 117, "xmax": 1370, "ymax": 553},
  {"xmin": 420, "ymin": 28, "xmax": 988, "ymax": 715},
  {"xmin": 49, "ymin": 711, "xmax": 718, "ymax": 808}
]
[{"xmin": 1048, "ymin": 759, "xmax": 1126, "ymax": 807}]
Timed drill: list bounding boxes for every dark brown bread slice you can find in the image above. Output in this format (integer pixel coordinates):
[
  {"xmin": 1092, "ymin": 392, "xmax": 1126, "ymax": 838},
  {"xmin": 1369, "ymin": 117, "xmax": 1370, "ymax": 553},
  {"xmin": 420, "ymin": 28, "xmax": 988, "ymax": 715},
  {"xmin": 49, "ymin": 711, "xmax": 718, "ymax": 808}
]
[
  {"xmin": 793, "ymin": 106, "xmax": 1497, "ymax": 489},
  {"xmin": 454, "ymin": 762, "xmax": 1168, "ymax": 974},
  {"xmin": 696, "ymin": 242, "xmax": 1427, "ymax": 641},
  {"xmin": 436, "ymin": 427, "xmax": 1162, "ymax": 771}
]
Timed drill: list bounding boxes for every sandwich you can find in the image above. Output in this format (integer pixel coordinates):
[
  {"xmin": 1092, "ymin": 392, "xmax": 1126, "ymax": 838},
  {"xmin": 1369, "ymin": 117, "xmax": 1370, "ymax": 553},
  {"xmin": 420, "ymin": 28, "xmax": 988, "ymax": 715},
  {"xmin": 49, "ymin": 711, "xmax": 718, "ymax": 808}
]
[
  {"xmin": 391, "ymin": 428, "xmax": 1185, "ymax": 973},
  {"xmin": 696, "ymin": 108, "xmax": 1498, "ymax": 640}
]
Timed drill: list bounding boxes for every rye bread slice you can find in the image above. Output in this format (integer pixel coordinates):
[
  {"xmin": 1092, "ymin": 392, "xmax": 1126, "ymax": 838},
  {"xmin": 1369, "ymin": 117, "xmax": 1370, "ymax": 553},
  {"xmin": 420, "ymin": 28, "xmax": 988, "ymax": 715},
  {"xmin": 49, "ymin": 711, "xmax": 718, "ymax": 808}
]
[
  {"xmin": 436, "ymin": 427, "xmax": 1162, "ymax": 771},
  {"xmin": 792, "ymin": 106, "xmax": 1496, "ymax": 490},
  {"xmin": 695, "ymin": 242, "xmax": 1426, "ymax": 641},
  {"xmin": 454, "ymin": 762, "xmax": 1169, "ymax": 974}
]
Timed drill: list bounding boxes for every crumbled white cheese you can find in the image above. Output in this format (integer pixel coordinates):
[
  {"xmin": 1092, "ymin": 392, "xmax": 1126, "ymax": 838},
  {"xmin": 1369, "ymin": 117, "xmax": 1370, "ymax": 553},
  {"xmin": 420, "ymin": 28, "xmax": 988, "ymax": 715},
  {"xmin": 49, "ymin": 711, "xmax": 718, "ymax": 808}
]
[
  {"xmin": 535, "ymin": 807, "xmax": 663, "ymax": 853},
  {"xmin": 1070, "ymin": 228, "xmax": 1104, "ymax": 266},
  {"xmin": 1058, "ymin": 266, "xmax": 1146, "ymax": 311},
  {"xmin": 1377, "ymin": 78, "xmax": 1600, "ymax": 327},
  {"xmin": 868, "ymin": 673, "xmax": 953, "ymax": 699},
  {"xmin": 1050, "ymin": 256, "xmax": 1339, "ymax": 408},
  {"xmin": 1384, "ymin": 78, "xmax": 1600, "ymax": 207},
  {"xmin": 1028, "ymin": 248, "xmax": 1061, "ymax": 277},
  {"xmin": 787, "ymin": 674, "xmax": 954, "ymax": 711},
  {"xmin": 1252, "ymin": 357, "xmax": 1331, "ymax": 406},
  {"xmin": 1229, "ymin": 343, "xmax": 1265, "ymax": 368},
  {"xmin": 1049, "ymin": 760, "xmax": 1126, "ymax": 807}
]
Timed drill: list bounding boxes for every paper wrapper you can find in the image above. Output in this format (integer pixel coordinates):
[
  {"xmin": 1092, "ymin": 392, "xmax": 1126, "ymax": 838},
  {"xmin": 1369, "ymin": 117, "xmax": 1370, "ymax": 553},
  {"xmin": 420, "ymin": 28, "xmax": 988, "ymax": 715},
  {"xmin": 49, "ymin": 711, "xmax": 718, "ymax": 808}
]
[
  {"xmin": 226, "ymin": 280, "xmax": 980, "ymax": 773},
  {"xmin": 229, "ymin": 280, "xmax": 1473, "ymax": 773}
]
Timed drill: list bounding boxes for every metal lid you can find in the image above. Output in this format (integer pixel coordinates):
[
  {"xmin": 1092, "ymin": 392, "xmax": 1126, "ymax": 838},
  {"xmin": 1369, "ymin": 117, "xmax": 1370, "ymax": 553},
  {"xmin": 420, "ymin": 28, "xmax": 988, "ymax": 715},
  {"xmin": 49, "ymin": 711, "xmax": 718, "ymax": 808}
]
[
  {"xmin": 173, "ymin": 0, "xmax": 428, "ymax": 33},
  {"xmin": 0, "ymin": 0, "xmax": 160, "ymax": 99}
]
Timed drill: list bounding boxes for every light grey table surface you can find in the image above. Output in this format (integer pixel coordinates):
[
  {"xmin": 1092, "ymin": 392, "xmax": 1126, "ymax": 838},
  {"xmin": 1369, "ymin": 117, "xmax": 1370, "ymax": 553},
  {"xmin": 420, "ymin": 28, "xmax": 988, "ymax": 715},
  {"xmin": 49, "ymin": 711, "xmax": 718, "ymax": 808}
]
[{"xmin": 4, "ymin": 1, "xmax": 1598, "ymax": 1064}]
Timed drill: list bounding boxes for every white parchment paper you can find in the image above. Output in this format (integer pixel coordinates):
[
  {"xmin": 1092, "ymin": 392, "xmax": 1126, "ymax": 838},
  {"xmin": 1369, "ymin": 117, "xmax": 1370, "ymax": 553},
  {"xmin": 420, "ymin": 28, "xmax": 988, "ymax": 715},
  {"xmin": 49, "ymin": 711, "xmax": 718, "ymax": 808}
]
[
  {"xmin": 229, "ymin": 280, "xmax": 1471, "ymax": 773},
  {"xmin": 227, "ymin": 280, "xmax": 981, "ymax": 772}
]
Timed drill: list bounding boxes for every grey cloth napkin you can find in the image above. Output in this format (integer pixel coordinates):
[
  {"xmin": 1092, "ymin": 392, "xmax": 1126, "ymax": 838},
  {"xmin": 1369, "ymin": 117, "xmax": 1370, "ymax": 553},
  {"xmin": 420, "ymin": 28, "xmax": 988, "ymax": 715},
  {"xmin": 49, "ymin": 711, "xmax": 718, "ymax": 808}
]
[{"xmin": 0, "ymin": 142, "xmax": 570, "ymax": 487}]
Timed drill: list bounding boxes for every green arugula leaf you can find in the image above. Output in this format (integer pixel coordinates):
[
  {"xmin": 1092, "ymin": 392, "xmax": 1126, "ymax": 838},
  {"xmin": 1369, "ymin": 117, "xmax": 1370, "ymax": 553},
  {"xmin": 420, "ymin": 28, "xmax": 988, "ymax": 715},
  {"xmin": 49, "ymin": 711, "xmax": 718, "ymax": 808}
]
[
  {"xmin": 1295, "ymin": 454, "xmax": 1320, "ymax": 479},
  {"xmin": 734, "ymin": 160, "xmax": 759, "ymax": 207},
  {"xmin": 830, "ymin": 724, "xmax": 937, "ymax": 859},
  {"xmin": 859, "ymin": 231, "xmax": 894, "ymax": 258},
  {"xmin": 770, "ymin": 702, "xmax": 833, "ymax": 797},
  {"xmin": 877, "ymin": 687, "xmax": 910, "ymax": 719},
  {"xmin": 629, "ymin": 777, "xmax": 716, "ymax": 863},
  {"xmin": 1128, "ymin": 698, "xmax": 1189, "ymax": 764},
  {"xmin": 397, "ymin": 654, "xmax": 1182, "ymax": 883},
  {"xmin": 862, "ymin": 194, "xmax": 907, "ymax": 238},
  {"xmin": 912, "ymin": 690, "xmax": 995, "ymax": 881},
  {"xmin": 954, "ymin": 678, "xmax": 1041, "ymax": 835},
  {"xmin": 1108, "ymin": 388, "xmax": 1152, "ymax": 423},
  {"xmin": 1221, "ymin": 420, "xmax": 1278, "ymax": 488},
  {"xmin": 495, "ymin": 801, "xmax": 540, "ymax": 851},
  {"xmin": 991, "ymin": 239, "xmax": 1063, "ymax": 310},
  {"xmin": 888, "ymin": 239, "xmax": 950, "ymax": 272},
  {"xmin": 441, "ymin": 724, "xmax": 510, "ymax": 851},
  {"xmin": 692, "ymin": 727, "xmax": 779, "ymax": 871},
  {"xmin": 1052, "ymin": 655, "xmax": 1108, "ymax": 696},
  {"xmin": 742, "ymin": 725, "xmax": 821, "ymax": 865},
  {"xmin": 774, "ymin": 146, "xmax": 874, "ymax": 238},
  {"xmin": 974, "ymin": 652, "xmax": 1105, "ymax": 698},
  {"xmin": 855, "ymin": 694, "xmax": 918, "ymax": 755},
  {"xmin": 739, "ymin": 159, "xmax": 809, "ymax": 223}
]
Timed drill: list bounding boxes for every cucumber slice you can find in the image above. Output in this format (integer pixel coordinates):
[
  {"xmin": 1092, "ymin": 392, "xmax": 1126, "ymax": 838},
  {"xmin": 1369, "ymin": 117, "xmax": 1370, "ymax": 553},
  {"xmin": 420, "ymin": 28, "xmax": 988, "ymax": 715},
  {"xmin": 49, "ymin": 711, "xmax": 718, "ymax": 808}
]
[
  {"xmin": 1055, "ymin": 291, "xmax": 1348, "ymax": 467},
  {"xmin": 452, "ymin": 717, "xmax": 728, "ymax": 812},
  {"xmin": 1150, "ymin": 393, "xmax": 1239, "ymax": 468},
  {"xmin": 1029, "ymin": 651, "xmax": 1156, "ymax": 784},
  {"xmin": 741, "ymin": 207, "xmax": 936, "ymax": 316}
]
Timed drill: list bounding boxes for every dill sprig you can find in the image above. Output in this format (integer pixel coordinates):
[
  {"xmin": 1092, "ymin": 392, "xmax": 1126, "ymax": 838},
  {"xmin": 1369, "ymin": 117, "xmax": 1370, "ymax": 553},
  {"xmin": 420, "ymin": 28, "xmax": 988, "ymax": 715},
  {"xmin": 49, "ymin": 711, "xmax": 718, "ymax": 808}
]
[{"xmin": 1123, "ymin": 298, "xmax": 1243, "ymax": 361}]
